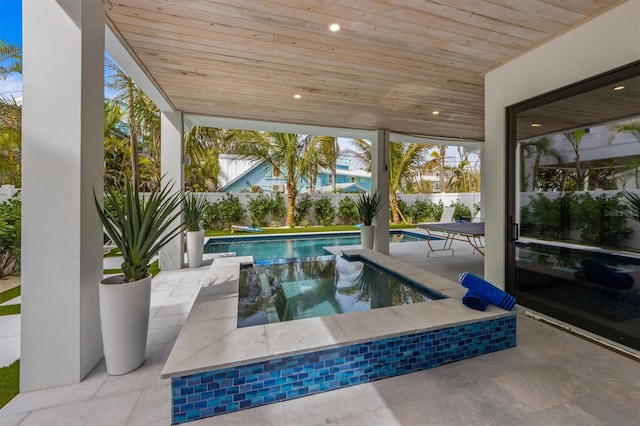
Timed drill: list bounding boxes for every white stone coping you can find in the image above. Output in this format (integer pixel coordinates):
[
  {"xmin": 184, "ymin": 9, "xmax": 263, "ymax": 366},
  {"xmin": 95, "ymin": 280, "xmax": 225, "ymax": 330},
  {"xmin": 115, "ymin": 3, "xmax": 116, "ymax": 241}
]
[{"xmin": 161, "ymin": 249, "xmax": 514, "ymax": 379}]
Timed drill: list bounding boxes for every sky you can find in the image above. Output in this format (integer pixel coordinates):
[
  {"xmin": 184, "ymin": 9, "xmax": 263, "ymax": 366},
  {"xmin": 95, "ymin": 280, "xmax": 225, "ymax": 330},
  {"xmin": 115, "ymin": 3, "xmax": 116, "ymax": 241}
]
[
  {"xmin": 0, "ymin": 0, "xmax": 22, "ymax": 101},
  {"xmin": 0, "ymin": 0, "xmax": 117, "ymax": 102}
]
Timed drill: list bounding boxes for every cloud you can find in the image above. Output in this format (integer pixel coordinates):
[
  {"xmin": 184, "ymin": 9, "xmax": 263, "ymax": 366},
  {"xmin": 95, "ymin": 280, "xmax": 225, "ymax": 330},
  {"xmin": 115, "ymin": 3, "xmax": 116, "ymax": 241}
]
[{"xmin": 0, "ymin": 73, "xmax": 22, "ymax": 101}]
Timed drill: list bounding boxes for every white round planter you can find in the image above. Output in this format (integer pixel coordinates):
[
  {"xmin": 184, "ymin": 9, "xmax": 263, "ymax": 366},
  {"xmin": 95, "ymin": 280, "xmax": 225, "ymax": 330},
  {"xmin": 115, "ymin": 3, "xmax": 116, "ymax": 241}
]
[
  {"xmin": 99, "ymin": 274, "xmax": 151, "ymax": 375},
  {"xmin": 360, "ymin": 225, "xmax": 375, "ymax": 250},
  {"xmin": 186, "ymin": 230, "xmax": 205, "ymax": 268}
]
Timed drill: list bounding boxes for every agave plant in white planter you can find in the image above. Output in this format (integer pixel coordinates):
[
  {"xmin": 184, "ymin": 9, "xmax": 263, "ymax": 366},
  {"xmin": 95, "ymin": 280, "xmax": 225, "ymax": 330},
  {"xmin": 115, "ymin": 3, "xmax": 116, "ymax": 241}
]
[
  {"xmin": 95, "ymin": 179, "xmax": 184, "ymax": 375},
  {"xmin": 355, "ymin": 191, "xmax": 383, "ymax": 250},
  {"xmin": 184, "ymin": 193, "xmax": 207, "ymax": 268}
]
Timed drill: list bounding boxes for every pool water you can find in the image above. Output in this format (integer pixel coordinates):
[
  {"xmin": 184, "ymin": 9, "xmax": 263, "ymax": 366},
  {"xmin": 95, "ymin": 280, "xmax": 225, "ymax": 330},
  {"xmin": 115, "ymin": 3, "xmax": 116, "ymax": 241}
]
[
  {"xmin": 238, "ymin": 255, "xmax": 445, "ymax": 327},
  {"xmin": 205, "ymin": 231, "xmax": 426, "ymax": 261}
]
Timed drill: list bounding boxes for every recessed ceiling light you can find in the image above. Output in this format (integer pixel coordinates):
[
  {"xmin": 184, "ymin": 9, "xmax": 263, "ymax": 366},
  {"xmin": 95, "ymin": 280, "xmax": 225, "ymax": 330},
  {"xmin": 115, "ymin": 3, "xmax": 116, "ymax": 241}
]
[
  {"xmin": 531, "ymin": 123, "xmax": 542, "ymax": 127},
  {"xmin": 294, "ymin": 94, "xmax": 301, "ymax": 99},
  {"xmin": 432, "ymin": 111, "xmax": 439, "ymax": 115},
  {"xmin": 329, "ymin": 23, "xmax": 340, "ymax": 32},
  {"xmin": 613, "ymin": 85, "xmax": 625, "ymax": 91}
]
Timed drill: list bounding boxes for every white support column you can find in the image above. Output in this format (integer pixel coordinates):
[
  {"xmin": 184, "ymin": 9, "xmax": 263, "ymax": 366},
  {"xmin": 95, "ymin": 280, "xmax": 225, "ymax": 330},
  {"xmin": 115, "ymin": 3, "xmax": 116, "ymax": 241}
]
[
  {"xmin": 372, "ymin": 130, "xmax": 390, "ymax": 254},
  {"xmin": 21, "ymin": 0, "xmax": 104, "ymax": 391},
  {"xmin": 159, "ymin": 111, "xmax": 185, "ymax": 270},
  {"xmin": 479, "ymin": 144, "xmax": 486, "ymax": 217}
]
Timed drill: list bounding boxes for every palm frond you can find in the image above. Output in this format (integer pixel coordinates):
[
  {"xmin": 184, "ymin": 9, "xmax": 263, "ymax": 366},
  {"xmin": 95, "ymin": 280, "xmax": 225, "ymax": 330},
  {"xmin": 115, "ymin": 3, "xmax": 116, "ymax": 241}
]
[{"xmin": 623, "ymin": 191, "xmax": 640, "ymax": 223}]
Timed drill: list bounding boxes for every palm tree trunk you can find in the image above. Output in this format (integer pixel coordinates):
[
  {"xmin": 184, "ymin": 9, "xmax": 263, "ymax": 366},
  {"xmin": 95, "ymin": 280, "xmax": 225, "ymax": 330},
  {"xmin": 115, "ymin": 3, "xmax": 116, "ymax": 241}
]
[
  {"xmin": 439, "ymin": 145, "xmax": 446, "ymax": 192},
  {"xmin": 332, "ymin": 166, "xmax": 337, "ymax": 193},
  {"xmin": 128, "ymin": 88, "xmax": 140, "ymax": 189},
  {"xmin": 390, "ymin": 193, "xmax": 401, "ymax": 224},
  {"xmin": 286, "ymin": 169, "xmax": 297, "ymax": 226},
  {"xmin": 286, "ymin": 191, "xmax": 296, "ymax": 226},
  {"xmin": 560, "ymin": 170, "xmax": 569, "ymax": 192}
]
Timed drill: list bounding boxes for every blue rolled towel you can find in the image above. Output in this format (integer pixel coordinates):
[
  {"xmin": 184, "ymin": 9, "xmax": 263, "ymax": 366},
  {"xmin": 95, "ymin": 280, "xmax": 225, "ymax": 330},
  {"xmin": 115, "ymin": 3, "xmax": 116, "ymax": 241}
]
[
  {"xmin": 580, "ymin": 259, "xmax": 633, "ymax": 290},
  {"xmin": 459, "ymin": 272, "xmax": 516, "ymax": 311},
  {"xmin": 462, "ymin": 291, "xmax": 489, "ymax": 311}
]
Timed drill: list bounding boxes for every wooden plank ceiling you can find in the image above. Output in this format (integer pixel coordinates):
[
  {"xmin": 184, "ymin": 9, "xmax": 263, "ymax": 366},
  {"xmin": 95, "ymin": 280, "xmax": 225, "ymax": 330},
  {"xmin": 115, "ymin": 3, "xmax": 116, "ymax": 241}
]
[{"xmin": 106, "ymin": 0, "xmax": 621, "ymax": 141}]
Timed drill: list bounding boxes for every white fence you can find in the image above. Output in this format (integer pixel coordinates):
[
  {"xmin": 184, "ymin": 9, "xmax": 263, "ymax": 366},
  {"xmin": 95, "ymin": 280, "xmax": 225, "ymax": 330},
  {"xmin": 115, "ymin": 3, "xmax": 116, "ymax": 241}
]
[
  {"xmin": 200, "ymin": 191, "xmax": 481, "ymax": 226},
  {"xmin": 1, "ymin": 186, "xmax": 480, "ymax": 225},
  {"xmin": 0, "ymin": 185, "xmax": 19, "ymax": 203}
]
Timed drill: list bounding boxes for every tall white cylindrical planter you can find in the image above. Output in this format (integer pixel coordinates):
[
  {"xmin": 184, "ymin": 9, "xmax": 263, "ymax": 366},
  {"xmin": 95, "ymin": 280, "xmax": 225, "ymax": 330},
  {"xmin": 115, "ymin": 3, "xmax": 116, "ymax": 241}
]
[
  {"xmin": 186, "ymin": 230, "xmax": 205, "ymax": 268},
  {"xmin": 99, "ymin": 274, "xmax": 151, "ymax": 375},
  {"xmin": 361, "ymin": 225, "xmax": 375, "ymax": 250}
]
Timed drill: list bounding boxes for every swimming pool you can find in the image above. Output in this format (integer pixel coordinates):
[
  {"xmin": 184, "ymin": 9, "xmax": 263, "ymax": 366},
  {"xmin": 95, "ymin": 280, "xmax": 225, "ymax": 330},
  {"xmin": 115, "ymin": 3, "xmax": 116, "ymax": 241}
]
[
  {"xmin": 238, "ymin": 255, "xmax": 445, "ymax": 327},
  {"xmin": 204, "ymin": 230, "xmax": 427, "ymax": 261}
]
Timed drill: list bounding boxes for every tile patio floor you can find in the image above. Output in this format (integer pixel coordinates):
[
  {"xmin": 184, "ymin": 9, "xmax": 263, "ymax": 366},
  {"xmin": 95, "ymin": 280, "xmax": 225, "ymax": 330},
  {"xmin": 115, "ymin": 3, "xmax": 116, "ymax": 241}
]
[{"xmin": 0, "ymin": 238, "xmax": 638, "ymax": 425}]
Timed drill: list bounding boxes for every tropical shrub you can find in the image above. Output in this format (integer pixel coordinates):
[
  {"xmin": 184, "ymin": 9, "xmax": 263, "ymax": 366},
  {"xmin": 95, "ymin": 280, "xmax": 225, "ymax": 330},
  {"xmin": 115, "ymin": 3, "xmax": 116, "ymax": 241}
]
[
  {"xmin": 394, "ymin": 199, "xmax": 416, "ymax": 224},
  {"xmin": 217, "ymin": 194, "xmax": 246, "ymax": 229},
  {"xmin": 0, "ymin": 194, "xmax": 21, "ymax": 277},
  {"xmin": 270, "ymin": 193, "xmax": 286, "ymax": 225},
  {"xmin": 201, "ymin": 201, "xmax": 221, "ymax": 230},
  {"xmin": 314, "ymin": 197, "xmax": 336, "ymax": 226},
  {"xmin": 294, "ymin": 194, "xmax": 313, "ymax": 224},
  {"xmin": 413, "ymin": 199, "xmax": 443, "ymax": 222},
  {"xmin": 337, "ymin": 197, "xmax": 360, "ymax": 225},
  {"xmin": 521, "ymin": 192, "xmax": 634, "ymax": 248},
  {"xmin": 247, "ymin": 194, "xmax": 272, "ymax": 227},
  {"xmin": 449, "ymin": 199, "xmax": 472, "ymax": 222},
  {"xmin": 573, "ymin": 192, "xmax": 633, "ymax": 246}
]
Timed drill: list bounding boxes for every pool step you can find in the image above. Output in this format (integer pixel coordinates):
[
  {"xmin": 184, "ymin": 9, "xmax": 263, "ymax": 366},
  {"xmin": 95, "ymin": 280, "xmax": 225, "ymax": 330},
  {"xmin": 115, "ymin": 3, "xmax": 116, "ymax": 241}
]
[{"xmin": 258, "ymin": 274, "xmax": 281, "ymax": 323}]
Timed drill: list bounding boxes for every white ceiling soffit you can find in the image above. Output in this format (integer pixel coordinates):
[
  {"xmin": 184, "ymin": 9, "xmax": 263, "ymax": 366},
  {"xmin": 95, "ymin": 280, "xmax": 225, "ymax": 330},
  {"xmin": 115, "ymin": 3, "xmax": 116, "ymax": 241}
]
[
  {"xmin": 184, "ymin": 114, "xmax": 484, "ymax": 147},
  {"xmin": 183, "ymin": 114, "xmax": 377, "ymax": 140},
  {"xmin": 389, "ymin": 132, "xmax": 484, "ymax": 148},
  {"xmin": 105, "ymin": 23, "xmax": 174, "ymax": 112}
]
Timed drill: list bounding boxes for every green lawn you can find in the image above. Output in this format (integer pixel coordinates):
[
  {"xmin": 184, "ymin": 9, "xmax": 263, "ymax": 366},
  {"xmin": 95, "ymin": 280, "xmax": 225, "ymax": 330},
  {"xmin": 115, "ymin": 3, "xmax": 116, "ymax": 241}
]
[
  {"xmin": 0, "ymin": 360, "xmax": 19, "ymax": 409},
  {"xmin": 0, "ymin": 285, "xmax": 20, "ymax": 304},
  {"xmin": 0, "ymin": 286, "xmax": 20, "ymax": 316}
]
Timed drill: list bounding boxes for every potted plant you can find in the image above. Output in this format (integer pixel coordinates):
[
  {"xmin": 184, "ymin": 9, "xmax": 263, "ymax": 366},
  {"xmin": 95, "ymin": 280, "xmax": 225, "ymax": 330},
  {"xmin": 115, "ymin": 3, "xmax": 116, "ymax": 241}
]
[
  {"xmin": 184, "ymin": 192, "xmax": 207, "ymax": 267},
  {"xmin": 355, "ymin": 191, "xmax": 383, "ymax": 250},
  {"xmin": 94, "ymin": 179, "xmax": 184, "ymax": 375}
]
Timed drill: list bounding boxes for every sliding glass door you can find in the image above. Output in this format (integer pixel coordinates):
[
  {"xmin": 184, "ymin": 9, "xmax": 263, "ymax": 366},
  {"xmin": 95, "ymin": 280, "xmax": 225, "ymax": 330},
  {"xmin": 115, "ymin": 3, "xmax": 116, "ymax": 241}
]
[{"xmin": 506, "ymin": 62, "xmax": 640, "ymax": 350}]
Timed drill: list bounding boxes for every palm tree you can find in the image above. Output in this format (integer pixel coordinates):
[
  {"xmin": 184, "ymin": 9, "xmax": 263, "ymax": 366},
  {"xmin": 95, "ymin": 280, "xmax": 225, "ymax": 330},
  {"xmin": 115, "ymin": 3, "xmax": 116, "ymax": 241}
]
[
  {"xmin": 420, "ymin": 146, "xmax": 449, "ymax": 193},
  {"xmin": 388, "ymin": 142, "xmax": 431, "ymax": 222},
  {"xmin": 235, "ymin": 132, "xmax": 325, "ymax": 226},
  {"xmin": 613, "ymin": 120, "xmax": 640, "ymax": 143},
  {"xmin": 0, "ymin": 96, "xmax": 21, "ymax": 185},
  {"xmin": 0, "ymin": 41, "xmax": 21, "ymax": 79},
  {"xmin": 347, "ymin": 139, "xmax": 430, "ymax": 223},
  {"xmin": 563, "ymin": 129, "xmax": 587, "ymax": 191},
  {"xmin": 298, "ymin": 135, "xmax": 337, "ymax": 193},
  {"xmin": 103, "ymin": 99, "xmax": 129, "ymax": 190},
  {"xmin": 183, "ymin": 127, "xmax": 239, "ymax": 191},
  {"xmin": 345, "ymin": 139, "xmax": 372, "ymax": 172},
  {"xmin": 107, "ymin": 59, "xmax": 165, "ymax": 191},
  {"xmin": 318, "ymin": 136, "xmax": 339, "ymax": 193},
  {"xmin": 106, "ymin": 59, "xmax": 144, "ymax": 189},
  {"xmin": 520, "ymin": 137, "xmax": 562, "ymax": 191},
  {"xmin": 437, "ymin": 145, "xmax": 446, "ymax": 192}
]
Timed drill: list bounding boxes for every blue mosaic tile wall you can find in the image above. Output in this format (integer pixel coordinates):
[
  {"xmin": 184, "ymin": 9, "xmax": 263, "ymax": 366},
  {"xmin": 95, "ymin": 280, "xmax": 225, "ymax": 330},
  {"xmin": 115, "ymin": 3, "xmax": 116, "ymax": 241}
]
[{"xmin": 171, "ymin": 315, "xmax": 516, "ymax": 424}]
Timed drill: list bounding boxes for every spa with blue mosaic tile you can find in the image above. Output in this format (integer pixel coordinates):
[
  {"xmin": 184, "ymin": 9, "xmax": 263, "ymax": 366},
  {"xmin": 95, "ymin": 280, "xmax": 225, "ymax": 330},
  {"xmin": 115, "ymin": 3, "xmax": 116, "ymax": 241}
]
[
  {"xmin": 162, "ymin": 252, "xmax": 518, "ymax": 425},
  {"xmin": 171, "ymin": 316, "xmax": 516, "ymax": 424}
]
